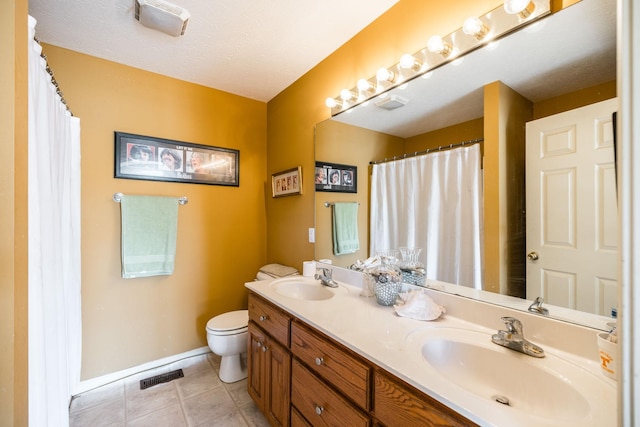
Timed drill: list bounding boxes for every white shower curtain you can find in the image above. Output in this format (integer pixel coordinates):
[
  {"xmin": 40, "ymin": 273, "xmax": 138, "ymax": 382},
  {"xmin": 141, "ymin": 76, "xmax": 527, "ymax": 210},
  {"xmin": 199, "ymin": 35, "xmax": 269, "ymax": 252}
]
[
  {"xmin": 28, "ymin": 16, "xmax": 82, "ymax": 427},
  {"xmin": 370, "ymin": 144, "xmax": 483, "ymax": 289}
]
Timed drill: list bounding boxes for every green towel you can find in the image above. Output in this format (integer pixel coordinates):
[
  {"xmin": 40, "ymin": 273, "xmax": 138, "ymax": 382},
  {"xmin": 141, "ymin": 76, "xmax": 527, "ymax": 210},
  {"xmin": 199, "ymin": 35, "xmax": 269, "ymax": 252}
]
[
  {"xmin": 333, "ymin": 202, "xmax": 360, "ymax": 255},
  {"xmin": 120, "ymin": 195, "xmax": 179, "ymax": 278}
]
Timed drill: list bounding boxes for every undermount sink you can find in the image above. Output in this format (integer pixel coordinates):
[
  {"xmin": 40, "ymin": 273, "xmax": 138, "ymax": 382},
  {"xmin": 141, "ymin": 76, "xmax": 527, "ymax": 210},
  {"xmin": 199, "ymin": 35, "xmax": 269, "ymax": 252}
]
[
  {"xmin": 406, "ymin": 328, "xmax": 613, "ymax": 423},
  {"xmin": 269, "ymin": 277, "xmax": 348, "ymax": 301}
]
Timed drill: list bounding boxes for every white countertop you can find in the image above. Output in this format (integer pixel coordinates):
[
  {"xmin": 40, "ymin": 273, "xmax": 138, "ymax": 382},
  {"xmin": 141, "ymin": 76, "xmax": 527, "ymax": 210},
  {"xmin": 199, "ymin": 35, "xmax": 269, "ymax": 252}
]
[{"xmin": 245, "ymin": 277, "xmax": 617, "ymax": 427}]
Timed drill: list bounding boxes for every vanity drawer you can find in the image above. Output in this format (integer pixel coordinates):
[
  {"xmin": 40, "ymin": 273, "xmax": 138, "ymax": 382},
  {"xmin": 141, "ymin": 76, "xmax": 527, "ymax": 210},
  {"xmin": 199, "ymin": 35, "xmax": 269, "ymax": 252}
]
[
  {"xmin": 374, "ymin": 370, "xmax": 477, "ymax": 427},
  {"xmin": 248, "ymin": 293, "xmax": 290, "ymax": 347},
  {"xmin": 290, "ymin": 407, "xmax": 311, "ymax": 427},
  {"xmin": 291, "ymin": 360, "xmax": 369, "ymax": 427},
  {"xmin": 291, "ymin": 321, "xmax": 370, "ymax": 410}
]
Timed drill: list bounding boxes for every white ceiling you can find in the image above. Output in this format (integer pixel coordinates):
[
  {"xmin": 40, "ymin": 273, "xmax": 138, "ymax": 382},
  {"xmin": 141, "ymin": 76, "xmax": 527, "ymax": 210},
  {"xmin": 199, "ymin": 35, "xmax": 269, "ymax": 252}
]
[{"xmin": 28, "ymin": 0, "xmax": 399, "ymax": 102}]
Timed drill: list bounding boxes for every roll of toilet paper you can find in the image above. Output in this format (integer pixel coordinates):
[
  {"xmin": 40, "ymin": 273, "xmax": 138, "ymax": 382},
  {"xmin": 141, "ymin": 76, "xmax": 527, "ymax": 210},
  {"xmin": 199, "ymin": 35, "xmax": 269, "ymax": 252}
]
[{"xmin": 303, "ymin": 261, "xmax": 316, "ymax": 277}]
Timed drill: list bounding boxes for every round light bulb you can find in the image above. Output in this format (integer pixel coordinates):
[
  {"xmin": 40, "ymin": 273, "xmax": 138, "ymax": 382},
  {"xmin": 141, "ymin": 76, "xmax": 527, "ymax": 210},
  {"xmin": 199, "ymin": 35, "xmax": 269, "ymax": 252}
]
[
  {"xmin": 427, "ymin": 35, "xmax": 445, "ymax": 53},
  {"xmin": 504, "ymin": 0, "xmax": 535, "ymax": 17},
  {"xmin": 400, "ymin": 54, "xmax": 417, "ymax": 69},
  {"xmin": 325, "ymin": 97, "xmax": 339, "ymax": 108},
  {"xmin": 376, "ymin": 68, "xmax": 395, "ymax": 83},
  {"xmin": 463, "ymin": 17, "xmax": 488, "ymax": 39},
  {"xmin": 357, "ymin": 79, "xmax": 373, "ymax": 92},
  {"xmin": 340, "ymin": 89, "xmax": 354, "ymax": 101}
]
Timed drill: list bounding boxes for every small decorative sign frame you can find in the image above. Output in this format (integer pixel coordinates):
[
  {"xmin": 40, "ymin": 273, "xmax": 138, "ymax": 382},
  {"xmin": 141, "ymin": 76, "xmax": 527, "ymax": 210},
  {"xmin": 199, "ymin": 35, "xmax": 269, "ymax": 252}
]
[
  {"xmin": 315, "ymin": 161, "xmax": 357, "ymax": 193},
  {"xmin": 272, "ymin": 166, "xmax": 303, "ymax": 197},
  {"xmin": 114, "ymin": 132, "xmax": 239, "ymax": 186}
]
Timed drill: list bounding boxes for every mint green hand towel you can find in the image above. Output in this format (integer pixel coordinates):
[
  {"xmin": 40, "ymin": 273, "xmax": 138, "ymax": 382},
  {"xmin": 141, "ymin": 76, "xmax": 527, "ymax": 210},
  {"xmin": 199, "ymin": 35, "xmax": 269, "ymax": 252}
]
[
  {"xmin": 333, "ymin": 202, "xmax": 360, "ymax": 255},
  {"xmin": 120, "ymin": 195, "xmax": 179, "ymax": 278}
]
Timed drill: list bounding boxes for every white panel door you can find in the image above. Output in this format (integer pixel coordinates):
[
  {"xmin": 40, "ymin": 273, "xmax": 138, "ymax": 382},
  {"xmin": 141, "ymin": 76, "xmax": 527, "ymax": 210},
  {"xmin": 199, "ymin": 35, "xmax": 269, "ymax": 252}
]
[{"xmin": 526, "ymin": 98, "xmax": 618, "ymax": 315}]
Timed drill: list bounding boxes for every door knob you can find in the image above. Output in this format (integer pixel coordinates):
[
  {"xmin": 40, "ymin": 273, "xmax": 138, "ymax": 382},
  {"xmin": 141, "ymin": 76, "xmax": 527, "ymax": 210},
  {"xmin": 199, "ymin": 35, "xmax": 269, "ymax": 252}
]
[{"xmin": 527, "ymin": 251, "xmax": 539, "ymax": 261}]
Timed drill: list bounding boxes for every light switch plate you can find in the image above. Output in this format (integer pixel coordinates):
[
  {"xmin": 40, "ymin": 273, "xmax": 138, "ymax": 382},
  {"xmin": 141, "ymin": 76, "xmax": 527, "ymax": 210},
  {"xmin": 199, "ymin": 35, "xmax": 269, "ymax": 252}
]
[{"xmin": 308, "ymin": 228, "xmax": 315, "ymax": 243}]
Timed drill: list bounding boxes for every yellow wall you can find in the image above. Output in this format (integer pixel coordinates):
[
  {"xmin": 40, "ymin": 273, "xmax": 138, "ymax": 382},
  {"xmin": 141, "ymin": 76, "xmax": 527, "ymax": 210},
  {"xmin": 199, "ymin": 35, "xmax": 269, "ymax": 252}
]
[
  {"xmin": 266, "ymin": 0, "xmax": 502, "ymax": 270},
  {"xmin": 534, "ymin": 80, "xmax": 616, "ymax": 119},
  {"xmin": 406, "ymin": 118, "xmax": 484, "ymax": 153},
  {"xmin": 315, "ymin": 120, "xmax": 403, "ymax": 265},
  {"xmin": 484, "ymin": 82, "xmax": 533, "ymax": 295},
  {"xmin": 43, "ymin": 46, "xmax": 267, "ymax": 380},
  {"xmin": 1, "ymin": 0, "xmax": 29, "ymax": 425}
]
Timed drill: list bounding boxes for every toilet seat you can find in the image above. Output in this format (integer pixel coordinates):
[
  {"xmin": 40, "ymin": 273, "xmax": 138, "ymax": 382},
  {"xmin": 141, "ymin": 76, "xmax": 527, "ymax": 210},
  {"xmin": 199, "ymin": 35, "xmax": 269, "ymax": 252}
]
[{"xmin": 206, "ymin": 310, "xmax": 248, "ymax": 336}]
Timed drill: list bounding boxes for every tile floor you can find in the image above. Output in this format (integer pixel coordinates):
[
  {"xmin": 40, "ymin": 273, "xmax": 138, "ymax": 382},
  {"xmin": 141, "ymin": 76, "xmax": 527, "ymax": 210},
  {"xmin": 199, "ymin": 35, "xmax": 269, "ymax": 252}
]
[{"xmin": 69, "ymin": 352, "xmax": 270, "ymax": 427}]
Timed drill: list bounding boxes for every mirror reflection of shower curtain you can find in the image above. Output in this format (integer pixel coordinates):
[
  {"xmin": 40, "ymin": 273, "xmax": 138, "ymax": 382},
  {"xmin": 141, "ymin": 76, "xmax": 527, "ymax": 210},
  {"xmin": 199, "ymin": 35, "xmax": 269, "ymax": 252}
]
[{"xmin": 370, "ymin": 144, "xmax": 483, "ymax": 289}]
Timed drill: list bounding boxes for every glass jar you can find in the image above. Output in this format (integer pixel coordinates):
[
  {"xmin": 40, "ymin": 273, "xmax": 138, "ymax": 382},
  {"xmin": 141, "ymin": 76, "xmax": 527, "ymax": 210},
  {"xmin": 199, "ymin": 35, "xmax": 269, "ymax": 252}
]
[
  {"xmin": 365, "ymin": 251, "xmax": 403, "ymax": 306},
  {"xmin": 399, "ymin": 247, "xmax": 425, "ymax": 286}
]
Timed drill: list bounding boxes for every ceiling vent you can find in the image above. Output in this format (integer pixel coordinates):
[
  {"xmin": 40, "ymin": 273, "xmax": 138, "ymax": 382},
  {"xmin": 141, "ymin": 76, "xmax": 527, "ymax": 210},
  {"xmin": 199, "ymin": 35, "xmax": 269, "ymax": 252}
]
[
  {"xmin": 134, "ymin": 0, "xmax": 190, "ymax": 37},
  {"xmin": 374, "ymin": 95, "xmax": 409, "ymax": 111}
]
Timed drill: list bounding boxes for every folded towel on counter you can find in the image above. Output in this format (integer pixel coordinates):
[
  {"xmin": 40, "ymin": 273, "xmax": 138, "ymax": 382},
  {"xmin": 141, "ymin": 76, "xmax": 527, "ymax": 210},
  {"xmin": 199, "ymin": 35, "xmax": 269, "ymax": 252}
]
[
  {"xmin": 120, "ymin": 195, "xmax": 179, "ymax": 278},
  {"xmin": 259, "ymin": 263, "xmax": 299, "ymax": 278},
  {"xmin": 332, "ymin": 202, "xmax": 360, "ymax": 255}
]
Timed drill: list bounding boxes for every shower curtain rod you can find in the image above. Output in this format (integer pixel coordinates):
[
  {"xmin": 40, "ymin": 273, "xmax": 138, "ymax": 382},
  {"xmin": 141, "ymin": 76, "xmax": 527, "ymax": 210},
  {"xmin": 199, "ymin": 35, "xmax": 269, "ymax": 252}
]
[
  {"xmin": 369, "ymin": 137, "xmax": 484, "ymax": 165},
  {"xmin": 34, "ymin": 37, "xmax": 73, "ymax": 116}
]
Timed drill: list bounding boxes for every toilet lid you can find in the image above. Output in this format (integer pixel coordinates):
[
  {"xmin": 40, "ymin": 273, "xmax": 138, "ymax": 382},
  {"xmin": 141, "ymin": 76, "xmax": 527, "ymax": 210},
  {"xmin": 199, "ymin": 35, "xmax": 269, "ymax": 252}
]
[{"xmin": 206, "ymin": 310, "xmax": 248, "ymax": 333}]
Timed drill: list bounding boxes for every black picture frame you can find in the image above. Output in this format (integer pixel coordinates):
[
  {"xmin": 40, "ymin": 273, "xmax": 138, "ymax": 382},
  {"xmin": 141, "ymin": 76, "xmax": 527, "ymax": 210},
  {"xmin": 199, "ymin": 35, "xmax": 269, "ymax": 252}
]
[
  {"xmin": 114, "ymin": 132, "xmax": 239, "ymax": 186},
  {"xmin": 315, "ymin": 161, "xmax": 357, "ymax": 193}
]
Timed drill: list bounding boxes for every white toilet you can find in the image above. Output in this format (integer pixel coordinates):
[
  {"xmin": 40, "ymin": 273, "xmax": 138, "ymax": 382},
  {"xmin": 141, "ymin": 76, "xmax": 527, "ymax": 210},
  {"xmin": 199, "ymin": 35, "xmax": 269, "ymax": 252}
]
[{"xmin": 206, "ymin": 309, "xmax": 249, "ymax": 383}]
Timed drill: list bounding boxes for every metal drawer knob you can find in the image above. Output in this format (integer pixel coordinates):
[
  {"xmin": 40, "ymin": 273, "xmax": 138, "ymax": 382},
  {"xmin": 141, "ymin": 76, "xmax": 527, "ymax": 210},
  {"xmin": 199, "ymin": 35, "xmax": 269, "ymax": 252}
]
[
  {"xmin": 259, "ymin": 315, "xmax": 268, "ymax": 321},
  {"xmin": 261, "ymin": 345, "xmax": 268, "ymax": 353},
  {"xmin": 315, "ymin": 357, "xmax": 324, "ymax": 366},
  {"xmin": 315, "ymin": 405, "xmax": 324, "ymax": 415}
]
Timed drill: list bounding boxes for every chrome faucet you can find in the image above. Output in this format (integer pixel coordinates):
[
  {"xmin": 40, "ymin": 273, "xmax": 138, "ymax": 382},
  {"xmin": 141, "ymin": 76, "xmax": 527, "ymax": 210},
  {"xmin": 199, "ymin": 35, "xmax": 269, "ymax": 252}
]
[
  {"xmin": 528, "ymin": 296, "xmax": 549, "ymax": 315},
  {"xmin": 491, "ymin": 317, "xmax": 545, "ymax": 358},
  {"xmin": 314, "ymin": 267, "xmax": 339, "ymax": 288}
]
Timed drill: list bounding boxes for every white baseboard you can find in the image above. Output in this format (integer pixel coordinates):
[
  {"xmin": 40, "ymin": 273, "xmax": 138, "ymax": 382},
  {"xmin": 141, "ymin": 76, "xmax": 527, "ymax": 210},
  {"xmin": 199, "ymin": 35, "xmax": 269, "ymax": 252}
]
[{"xmin": 73, "ymin": 346, "xmax": 210, "ymax": 395}]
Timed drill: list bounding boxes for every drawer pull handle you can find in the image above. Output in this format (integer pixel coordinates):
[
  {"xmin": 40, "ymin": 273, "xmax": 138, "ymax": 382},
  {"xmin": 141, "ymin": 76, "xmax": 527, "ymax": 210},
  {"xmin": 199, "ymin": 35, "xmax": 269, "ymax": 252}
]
[
  {"xmin": 315, "ymin": 405, "xmax": 324, "ymax": 415},
  {"xmin": 262, "ymin": 345, "xmax": 268, "ymax": 353},
  {"xmin": 256, "ymin": 341, "xmax": 262, "ymax": 348},
  {"xmin": 259, "ymin": 315, "xmax": 268, "ymax": 321},
  {"xmin": 315, "ymin": 357, "xmax": 324, "ymax": 366}
]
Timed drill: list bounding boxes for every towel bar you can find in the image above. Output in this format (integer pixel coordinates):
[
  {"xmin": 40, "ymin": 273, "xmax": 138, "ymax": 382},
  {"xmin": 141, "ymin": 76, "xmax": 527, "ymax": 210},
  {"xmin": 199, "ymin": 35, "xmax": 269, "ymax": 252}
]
[
  {"xmin": 324, "ymin": 202, "xmax": 359, "ymax": 207},
  {"xmin": 113, "ymin": 192, "xmax": 188, "ymax": 205}
]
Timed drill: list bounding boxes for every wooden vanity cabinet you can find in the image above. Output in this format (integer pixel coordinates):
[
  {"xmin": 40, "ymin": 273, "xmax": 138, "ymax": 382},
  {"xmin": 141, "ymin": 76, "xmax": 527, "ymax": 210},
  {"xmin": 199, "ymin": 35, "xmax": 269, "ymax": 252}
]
[
  {"xmin": 290, "ymin": 322, "xmax": 370, "ymax": 410},
  {"xmin": 247, "ymin": 294, "xmax": 292, "ymax": 427},
  {"xmin": 247, "ymin": 291, "xmax": 477, "ymax": 427},
  {"xmin": 374, "ymin": 370, "xmax": 478, "ymax": 427}
]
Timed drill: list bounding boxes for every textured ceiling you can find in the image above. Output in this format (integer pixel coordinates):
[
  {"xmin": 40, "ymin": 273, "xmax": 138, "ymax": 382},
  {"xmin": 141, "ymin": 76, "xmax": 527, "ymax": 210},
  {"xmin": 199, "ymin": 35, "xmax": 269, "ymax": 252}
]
[{"xmin": 28, "ymin": 0, "xmax": 399, "ymax": 102}]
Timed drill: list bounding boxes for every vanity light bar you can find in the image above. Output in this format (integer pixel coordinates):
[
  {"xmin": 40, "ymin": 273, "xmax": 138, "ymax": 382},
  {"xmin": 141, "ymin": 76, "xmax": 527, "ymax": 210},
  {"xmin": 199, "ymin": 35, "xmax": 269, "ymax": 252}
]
[{"xmin": 326, "ymin": 0, "xmax": 551, "ymax": 116}]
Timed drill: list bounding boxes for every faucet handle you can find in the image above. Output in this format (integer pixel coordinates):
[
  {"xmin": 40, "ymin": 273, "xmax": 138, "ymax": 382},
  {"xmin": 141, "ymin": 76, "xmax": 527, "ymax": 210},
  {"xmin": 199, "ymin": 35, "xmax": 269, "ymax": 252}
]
[
  {"xmin": 500, "ymin": 317, "xmax": 523, "ymax": 335},
  {"xmin": 316, "ymin": 267, "xmax": 332, "ymax": 278},
  {"xmin": 528, "ymin": 296, "xmax": 549, "ymax": 315}
]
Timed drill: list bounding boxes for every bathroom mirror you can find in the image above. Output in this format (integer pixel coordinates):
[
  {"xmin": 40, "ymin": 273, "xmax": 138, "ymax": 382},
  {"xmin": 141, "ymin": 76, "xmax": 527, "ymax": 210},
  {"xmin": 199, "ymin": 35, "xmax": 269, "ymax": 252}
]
[{"xmin": 314, "ymin": 0, "xmax": 617, "ymax": 328}]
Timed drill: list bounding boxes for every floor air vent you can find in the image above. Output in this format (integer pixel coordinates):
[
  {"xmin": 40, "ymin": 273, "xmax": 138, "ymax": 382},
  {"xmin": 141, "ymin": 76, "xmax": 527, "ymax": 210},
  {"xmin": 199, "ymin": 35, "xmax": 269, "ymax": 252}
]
[{"xmin": 140, "ymin": 369, "xmax": 184, "ymax": 390}]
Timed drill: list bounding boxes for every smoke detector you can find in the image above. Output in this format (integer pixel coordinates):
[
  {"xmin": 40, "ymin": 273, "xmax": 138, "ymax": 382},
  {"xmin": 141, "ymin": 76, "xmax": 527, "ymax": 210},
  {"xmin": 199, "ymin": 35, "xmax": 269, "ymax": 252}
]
[
  {"xmin": 134, "ymin": 0, "xmax": 190, "ymax": 37},
  {"xmin": 374, "ymin": 95, "xmax": 409, "ymax": 110}
]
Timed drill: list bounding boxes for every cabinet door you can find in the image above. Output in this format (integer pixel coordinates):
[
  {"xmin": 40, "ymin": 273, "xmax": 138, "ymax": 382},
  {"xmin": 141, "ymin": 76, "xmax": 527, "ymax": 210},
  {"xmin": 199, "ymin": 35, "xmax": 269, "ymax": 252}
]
[
  {"xmin": 265, "ymin": 337, "xmax": 291, "ymax": 427},
  {"xmin": 248, "ymin": 323, "xmax": 267, "ymax": 411}
]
